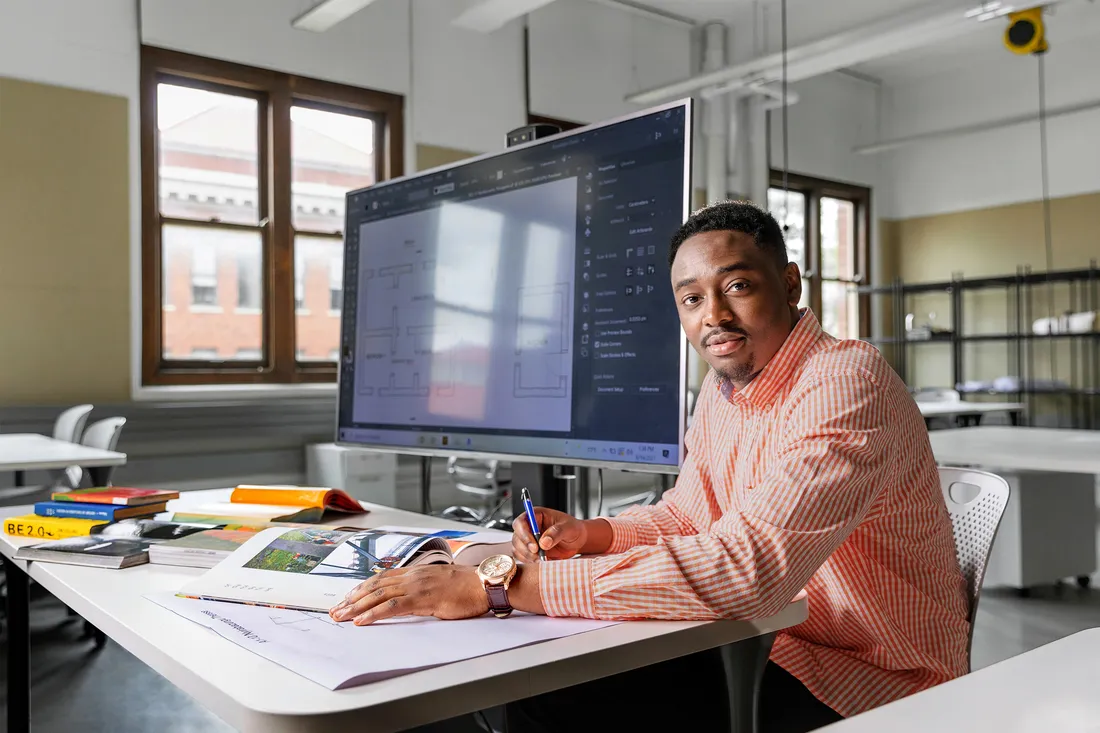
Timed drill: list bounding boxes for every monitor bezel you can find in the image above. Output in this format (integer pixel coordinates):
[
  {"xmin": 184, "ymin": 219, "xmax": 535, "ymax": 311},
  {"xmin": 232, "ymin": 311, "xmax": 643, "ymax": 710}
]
[{"xmin": 335, "ymin": 98, "xmax": 693, "ymax": 475}]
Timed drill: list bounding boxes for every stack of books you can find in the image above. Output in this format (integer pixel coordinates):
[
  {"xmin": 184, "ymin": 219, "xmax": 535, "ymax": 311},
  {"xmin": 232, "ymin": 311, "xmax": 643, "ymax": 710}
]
[{"xmin": 4, "ymin": 487, "xmax": 180, "ymax": 541}]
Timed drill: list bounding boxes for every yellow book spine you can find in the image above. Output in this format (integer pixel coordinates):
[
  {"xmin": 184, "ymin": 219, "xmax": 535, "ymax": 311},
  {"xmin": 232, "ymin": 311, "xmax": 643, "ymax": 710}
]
[{"xmin": 3, "ymin": 514, "xmax": 105, "ymax": 540}]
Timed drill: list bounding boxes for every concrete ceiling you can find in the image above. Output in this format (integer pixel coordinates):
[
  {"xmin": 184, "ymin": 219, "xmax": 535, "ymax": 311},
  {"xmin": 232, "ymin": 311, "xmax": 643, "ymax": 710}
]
[{"xmin": 614, "ymin": 0, "xmax": 1100, "ymax": 84}]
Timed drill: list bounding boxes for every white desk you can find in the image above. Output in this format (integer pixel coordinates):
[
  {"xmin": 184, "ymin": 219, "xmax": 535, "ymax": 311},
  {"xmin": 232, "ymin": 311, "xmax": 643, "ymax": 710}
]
[
  {"xmin": 928, "ymin": 426, "xmax": 1100, "ymax": 474},
  {"xmin": 0, "ymin": 433, "xmax": 127, "ymax": 486},
  {"xmin": 819, "ymin": 628, "xmax": 1100, "ymax": 732},
  {"xmin": 918, "ymin": 401, "xmax": 1025, "ymax": 427},
  {"xmin": 929, "ymin": 426, "xmax": 1100, "ymax": 591},
  {"xmin": 1, "ymin": 489, "xmax": 808, "ymax": 733}
]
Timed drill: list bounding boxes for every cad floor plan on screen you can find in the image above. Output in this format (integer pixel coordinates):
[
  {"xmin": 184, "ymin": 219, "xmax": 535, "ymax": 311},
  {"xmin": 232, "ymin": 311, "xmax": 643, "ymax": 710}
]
[{"xmin": 353, "ymin": 178, "xmax": 577, "ymax": 432}]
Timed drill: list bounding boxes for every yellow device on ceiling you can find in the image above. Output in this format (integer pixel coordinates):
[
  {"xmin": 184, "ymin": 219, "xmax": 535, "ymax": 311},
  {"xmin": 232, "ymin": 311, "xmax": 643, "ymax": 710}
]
[{"xmin": 1005, "ymin": 7, "xmax": 1048, "ymax": 55}]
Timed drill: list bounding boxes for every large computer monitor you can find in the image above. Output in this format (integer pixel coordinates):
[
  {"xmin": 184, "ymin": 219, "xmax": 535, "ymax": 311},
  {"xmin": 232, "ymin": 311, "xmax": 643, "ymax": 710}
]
[{"xmin": 336, "ymin": 100, "xmax": 692, "ymax": 472}]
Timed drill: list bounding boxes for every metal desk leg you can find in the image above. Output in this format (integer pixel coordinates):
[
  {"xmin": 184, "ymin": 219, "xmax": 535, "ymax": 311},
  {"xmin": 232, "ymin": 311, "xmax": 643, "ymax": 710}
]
[
  {"xmin": 721, "ymin": 631, "xmax": 775, "ymax": 733},
  {"xmin": 419, "ymin": 456, "xmax": 433, "ymax": 516},
  {"xmin": 13, "ymin": 470, "xmax": 25, "ymax": 487},
  {"xmin": 4, "ymin": 556, "xmax": 31, "ymax": 733}
]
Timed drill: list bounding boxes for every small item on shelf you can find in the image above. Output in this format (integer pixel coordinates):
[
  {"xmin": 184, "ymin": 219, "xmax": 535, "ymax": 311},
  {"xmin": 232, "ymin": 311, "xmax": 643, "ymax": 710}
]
[{"xmin": 1033, "ymin": 311, "xmax": 1098, "ymax": 335}]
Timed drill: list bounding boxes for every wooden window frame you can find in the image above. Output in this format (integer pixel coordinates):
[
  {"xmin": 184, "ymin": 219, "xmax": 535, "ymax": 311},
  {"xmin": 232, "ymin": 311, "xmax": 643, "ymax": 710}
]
[
  {"xmin": 769, "ymin": 171, "xmax": 872, "ymax": 338},
  {"xmin": 140, "ymin": 46, "xmax": 404, "ymax": 386}
]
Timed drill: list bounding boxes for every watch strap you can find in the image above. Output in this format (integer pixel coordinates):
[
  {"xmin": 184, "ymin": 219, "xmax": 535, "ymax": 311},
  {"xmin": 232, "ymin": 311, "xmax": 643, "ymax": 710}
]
[{"xmin": 485, "ymin": 583, "xmax": 513, "ymax": 618}]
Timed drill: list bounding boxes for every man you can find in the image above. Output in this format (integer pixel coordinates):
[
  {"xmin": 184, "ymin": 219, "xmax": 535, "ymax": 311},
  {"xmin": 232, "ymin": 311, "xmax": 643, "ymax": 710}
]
[{"xmin": 331, "ymin": 201, "xmax": 970, "ymax": 731}]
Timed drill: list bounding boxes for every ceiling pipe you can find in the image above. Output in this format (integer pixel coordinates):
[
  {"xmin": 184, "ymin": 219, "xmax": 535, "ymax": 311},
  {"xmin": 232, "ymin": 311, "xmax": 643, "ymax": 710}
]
[
  {"xmin": 855, "ymin": 98, "xmax": 1100, "ymax": 154},
  {"xmin": 626, "ymin": 0, "xmax": 1073, "ymax": 104},
  {"xmin": 703, "ymin": 22, "xmax": 729, "ymax": 206}
]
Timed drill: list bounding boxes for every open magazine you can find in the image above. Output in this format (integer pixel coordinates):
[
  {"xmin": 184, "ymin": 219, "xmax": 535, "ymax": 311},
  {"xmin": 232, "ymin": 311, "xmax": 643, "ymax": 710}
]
[{"xmin": 178, "ymin": 525, "xmax": 512, "ymax": 612}]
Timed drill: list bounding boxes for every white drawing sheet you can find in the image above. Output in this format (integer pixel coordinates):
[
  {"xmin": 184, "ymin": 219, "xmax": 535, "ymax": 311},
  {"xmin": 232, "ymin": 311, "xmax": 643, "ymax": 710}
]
[{"xmin": 146, "ymin": 592, "xmax": 617, "ymax": 690}]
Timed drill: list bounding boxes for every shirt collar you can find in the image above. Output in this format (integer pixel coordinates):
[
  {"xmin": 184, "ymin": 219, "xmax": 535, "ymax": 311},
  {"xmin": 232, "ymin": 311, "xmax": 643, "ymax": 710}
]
[{"xmin": 717, "ymin": 308, "xmax": 823, "ymax": 408}]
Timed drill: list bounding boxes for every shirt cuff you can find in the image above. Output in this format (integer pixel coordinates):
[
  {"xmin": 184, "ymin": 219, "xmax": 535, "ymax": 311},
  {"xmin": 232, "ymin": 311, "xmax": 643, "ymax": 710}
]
[
  {"xmin": 604, "ymin": 516, "xmax": 644, "ymax": 554},
  {"xmin": 538, "ymin": 557, "xmax": 596, "ymax": 618}
]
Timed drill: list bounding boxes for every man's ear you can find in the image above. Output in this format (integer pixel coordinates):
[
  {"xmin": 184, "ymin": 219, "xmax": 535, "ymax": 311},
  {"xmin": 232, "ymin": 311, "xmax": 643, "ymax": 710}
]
[{"xmin": 783, "ymin": 262, "xmax": 802, "ymax": 307}]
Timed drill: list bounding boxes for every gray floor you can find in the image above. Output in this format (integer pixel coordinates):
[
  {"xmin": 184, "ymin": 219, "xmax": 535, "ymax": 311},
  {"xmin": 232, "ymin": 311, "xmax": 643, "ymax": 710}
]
[{"xmin": 2, "ymin": 465, "xmax": 1098, "ymax": 732}]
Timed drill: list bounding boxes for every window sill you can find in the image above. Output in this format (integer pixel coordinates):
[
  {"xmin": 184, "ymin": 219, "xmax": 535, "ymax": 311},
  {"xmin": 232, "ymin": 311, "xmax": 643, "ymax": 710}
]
[
  {"xmin": 234, "ymin": 307, "xmax": 262, "ymax": 315},
  {"xmin": 189, "ymin": 305, "xmax": 225, "ymax": 314},
  {"xmin": 328, "ymin": 309, "xmax": 342, "ymax": 318},
  {"xmin": 296, "ymin": 308, "xmax": 312, "ymax": 316},
  {"xmin": 164, "ymin": 304, "xmax": 176, "ymax": 312},
  {"xmin": 132, "ymin": 382, "xmax": 337, "ymax": 403}
]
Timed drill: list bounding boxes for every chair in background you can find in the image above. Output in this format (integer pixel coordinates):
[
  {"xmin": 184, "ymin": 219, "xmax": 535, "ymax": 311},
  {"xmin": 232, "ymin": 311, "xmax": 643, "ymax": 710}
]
[
  {"xmin": 938, "ymin": 466, "xmax": 1011, "ymax": 671},
  {"xmin": 436, "ymin": 457, "xmax": 512, "ymax": 527},
  {"xmin": 913, "ymin": 387, "xmax": 961, "ymax": 403},
  {"xmin": 53, "ymin": 404, "xmax": 94, "ymax": 443},
  {"xmin": 72, "ymin": 417, "xmax": 127, "ymax": 488},
  {"xmin": 0, "ymin": 404, "xmax": 94, "ymax": 505}
]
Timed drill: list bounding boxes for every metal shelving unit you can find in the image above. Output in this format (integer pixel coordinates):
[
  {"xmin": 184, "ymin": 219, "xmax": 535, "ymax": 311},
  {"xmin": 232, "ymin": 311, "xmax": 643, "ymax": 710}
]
[{"xmin": 860, "ymin": 262, "xmax": 1100, "ymax": 429}]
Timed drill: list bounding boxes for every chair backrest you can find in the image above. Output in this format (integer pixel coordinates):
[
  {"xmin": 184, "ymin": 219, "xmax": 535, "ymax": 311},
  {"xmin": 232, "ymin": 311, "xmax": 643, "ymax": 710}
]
[
  {"xmin": 915, "ymin": 388, "xmax": 961, "ymax": 403},
  {"xmin": 53, "ymin": 404, "xmax": 93, "ymax": 443},
  {"xmin": 938, "ymin": 466, "xmax": 1010, "ymax": 669},
  {"xmin": 81, "ymin": 416, "xmax": 127, "ymax": 452}
]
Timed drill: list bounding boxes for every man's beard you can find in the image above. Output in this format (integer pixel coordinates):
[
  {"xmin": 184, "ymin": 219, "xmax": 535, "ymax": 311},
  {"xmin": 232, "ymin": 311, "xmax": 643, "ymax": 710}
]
[{"xmin": 714, "ymin": 358, "xmax": 757, "ymax": 386}]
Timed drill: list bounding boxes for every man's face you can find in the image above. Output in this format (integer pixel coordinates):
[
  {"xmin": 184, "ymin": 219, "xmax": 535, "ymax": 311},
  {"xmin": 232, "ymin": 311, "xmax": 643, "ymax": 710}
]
[{"xmin": 671, "ymin": 230, "xmax": 802, "ymax": 389}]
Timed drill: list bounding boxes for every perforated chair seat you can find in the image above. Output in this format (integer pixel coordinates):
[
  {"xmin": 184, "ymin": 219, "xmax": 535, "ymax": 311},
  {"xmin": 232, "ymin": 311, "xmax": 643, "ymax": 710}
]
[{"xmin": 938, "ymin": 466, "xmax": 1011, "ymax": 670}]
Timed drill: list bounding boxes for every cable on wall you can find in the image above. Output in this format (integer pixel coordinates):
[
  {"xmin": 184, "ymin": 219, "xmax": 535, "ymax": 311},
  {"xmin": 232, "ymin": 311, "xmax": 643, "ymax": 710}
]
[{"xmin": 1036, "ymin": 50, "xmax": 1058, "ymax": 381}]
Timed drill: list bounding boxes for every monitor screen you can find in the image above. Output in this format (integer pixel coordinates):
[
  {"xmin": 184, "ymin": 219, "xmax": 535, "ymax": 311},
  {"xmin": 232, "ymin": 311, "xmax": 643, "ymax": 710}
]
[{"xmin": 336, "ymin": 100, "xmax": 692, "ymax": 472}]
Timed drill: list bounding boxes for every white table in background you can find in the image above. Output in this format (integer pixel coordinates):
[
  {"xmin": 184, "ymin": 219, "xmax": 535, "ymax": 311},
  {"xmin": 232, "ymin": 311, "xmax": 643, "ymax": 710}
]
[
  {"xmin": 928, "ymin": 426, "xmax": 1100, "ymax": 592},
  {"xmin": 0, "ymin": 433, "xmax": 127, "ymax": 487},
  {"xmin": 819, "ymin": 628, "xmax": 1100, "ymax": 732},
  {"xmin": 918, "ymin": 401, "xmax": 1025, "ymax": 427},
  {"xmin": 0, "ymin": 488, "xmax": 808, "ymax": 733}
]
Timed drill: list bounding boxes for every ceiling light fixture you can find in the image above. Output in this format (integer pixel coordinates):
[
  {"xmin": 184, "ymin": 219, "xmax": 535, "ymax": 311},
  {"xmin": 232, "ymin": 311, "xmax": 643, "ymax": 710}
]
[{"xmin": 292, "ymin": 0, "xmax": 382, "ymax": 33}]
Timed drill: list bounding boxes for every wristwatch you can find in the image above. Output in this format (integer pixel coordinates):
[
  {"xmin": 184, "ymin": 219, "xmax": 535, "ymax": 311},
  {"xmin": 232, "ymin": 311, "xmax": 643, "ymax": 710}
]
[{"xmin": 476, "ymin": 554, "xmax": 518, "ymax": 618}]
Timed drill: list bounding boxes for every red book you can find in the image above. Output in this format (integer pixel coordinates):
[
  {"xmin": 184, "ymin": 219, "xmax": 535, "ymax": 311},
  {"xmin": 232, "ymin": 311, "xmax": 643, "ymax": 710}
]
[{"xmin": 51, "ymin": 487, "xmax": 180, "ymax": 507}]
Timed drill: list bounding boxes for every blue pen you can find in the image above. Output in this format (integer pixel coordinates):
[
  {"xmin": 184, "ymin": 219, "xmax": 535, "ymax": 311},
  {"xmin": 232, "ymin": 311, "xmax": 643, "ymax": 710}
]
[{"xmin": 520, "ymin": 487, "xmax": 547, "ymax": 561}]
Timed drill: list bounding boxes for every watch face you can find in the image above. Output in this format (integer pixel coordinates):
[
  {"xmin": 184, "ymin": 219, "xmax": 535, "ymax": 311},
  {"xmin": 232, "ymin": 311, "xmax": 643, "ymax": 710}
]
[{"xmin": 479, "ymin": 554, "xmax": 515, "ymax": 580}]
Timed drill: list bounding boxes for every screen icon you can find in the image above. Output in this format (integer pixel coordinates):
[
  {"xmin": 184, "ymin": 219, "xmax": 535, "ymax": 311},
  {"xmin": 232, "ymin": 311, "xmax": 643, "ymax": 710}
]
[
  {"xmin": 647, "ymin": 245, "xmax": 656, "ymax": 255},
  {"xmin": 662, "ymin": 449, "xmax": 670, "ymax": 458},
  {"xmin": 581, "ymin": 348, "xmax": 588, "ymax": 357},
  {"xmin": 625, "ymin": 286, "xmax": 633, "ymax": 296},
  {"xmin": 647, "ymin": 264, "xmax": 656, "ymax": 275},
  {"xmin": 582, "ymin": 303, "xmax": 589, "ymax": 313},
  {"xmin": 584, "ymin": 259, "xmax": 591, "ymax": 268},
  {"xmin": 581, "ymin": 334, "xmax": 589, "ymax": 344},
  {"xmin": 582, "ymin": 322, "xmax": 589, "ymax": 331},
  {"xmin": 583, "ymin": 291, "xmax": 589, "ymax": 299},
  {"xmin": 636, "ymin": 246, "xmax": 644, "ymax": 256},
  {"xmin": 625, "ymin": 266, "xmax": 633, "ymax": 277}
]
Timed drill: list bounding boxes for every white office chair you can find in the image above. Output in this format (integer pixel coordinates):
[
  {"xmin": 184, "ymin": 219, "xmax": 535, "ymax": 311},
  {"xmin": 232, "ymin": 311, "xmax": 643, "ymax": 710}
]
[
  {"xmin": 53, "ymin": 404, "xmax": 94, "ymax": 443},
  {"xmin": 72, "ymin": 417, "xmax": 127, "ymax": 488},
  {"xmin": 938, "ymin": 466, "xmax": 1010, "ymax": 671},
  {"xmin": 437, "ymin": 457, "xmax": 512, "ymax": 527},
  {"xmin": 0, "ymin": 404, "xmax": 96, "ymax": 504}
]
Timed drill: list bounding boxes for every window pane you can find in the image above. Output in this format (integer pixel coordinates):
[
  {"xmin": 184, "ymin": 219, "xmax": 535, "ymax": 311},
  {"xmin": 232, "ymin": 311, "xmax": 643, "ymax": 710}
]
[
  {"xmin": 767, "ymin": 188, "xmax": 806, "ymax": 271},
  {"xmin": 157, "ymin": 84, "xmax": 260, "ymax": 226},
  {"xmin": 291, "ymin": 106, "xmax": 375, "ymax": 233},
  {"xmin": 295, "ymin": 235, "xmax": 342, "ymax": 362},
  {"xmin": 820, "ymin": 197, "xmax": 857, "ymax": 280},
  {"xmin": 821, "ymin": 280, "xmax": 860, "ymax": 339},
  {"xmin": 162, "ymin": 223, "xmax": 263, "ymax": 361}
]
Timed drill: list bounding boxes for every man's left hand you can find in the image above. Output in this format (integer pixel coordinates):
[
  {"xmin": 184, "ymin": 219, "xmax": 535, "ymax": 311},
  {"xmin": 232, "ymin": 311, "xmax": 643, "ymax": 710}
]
[{"xmin": 329, "ymin": 565, "xmax": 489, "ymax": 625}]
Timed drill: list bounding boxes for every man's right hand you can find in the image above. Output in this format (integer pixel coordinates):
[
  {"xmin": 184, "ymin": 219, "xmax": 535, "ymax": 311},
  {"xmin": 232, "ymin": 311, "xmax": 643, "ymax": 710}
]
[{"xmin": 512, "ymin": 508, "xmax": 612, "ymax": 563}]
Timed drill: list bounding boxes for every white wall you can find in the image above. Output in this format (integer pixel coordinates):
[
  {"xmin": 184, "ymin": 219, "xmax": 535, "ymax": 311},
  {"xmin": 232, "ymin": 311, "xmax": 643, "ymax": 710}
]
[
  {"xmin": 769, "ymin": 72, "xmax": 883, "ymax": 191},
  {"xmin": 883, "ymin": 33, "xmax": 1100, "ymax": 220}
]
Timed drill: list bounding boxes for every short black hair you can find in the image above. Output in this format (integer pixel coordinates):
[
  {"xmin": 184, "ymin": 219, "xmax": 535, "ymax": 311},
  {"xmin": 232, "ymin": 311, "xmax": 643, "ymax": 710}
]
[{"xmin": 668, "ymin": 200, "xmax": 788, "ymax": 269}]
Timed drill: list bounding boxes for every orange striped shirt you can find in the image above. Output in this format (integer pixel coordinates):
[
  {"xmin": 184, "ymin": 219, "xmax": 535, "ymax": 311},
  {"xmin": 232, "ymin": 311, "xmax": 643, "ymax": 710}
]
[{"xmin": 539, "ymin": 309, "xmax": 969, "ymax": 717}]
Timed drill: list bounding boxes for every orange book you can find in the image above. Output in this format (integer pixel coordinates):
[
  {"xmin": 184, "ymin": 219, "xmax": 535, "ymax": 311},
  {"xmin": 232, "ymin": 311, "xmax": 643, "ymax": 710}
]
[{"xmin": 229, "ymin": 485, "xmax": 365, "ymax": 514}]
